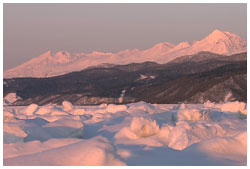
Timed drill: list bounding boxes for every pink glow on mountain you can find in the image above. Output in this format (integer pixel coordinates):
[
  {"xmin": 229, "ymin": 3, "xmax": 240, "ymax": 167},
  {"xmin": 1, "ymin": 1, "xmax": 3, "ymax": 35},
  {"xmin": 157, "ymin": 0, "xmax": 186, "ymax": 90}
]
[{"xmin": 4, "ymin": 30, "xmax": 247, "ymax": 78}]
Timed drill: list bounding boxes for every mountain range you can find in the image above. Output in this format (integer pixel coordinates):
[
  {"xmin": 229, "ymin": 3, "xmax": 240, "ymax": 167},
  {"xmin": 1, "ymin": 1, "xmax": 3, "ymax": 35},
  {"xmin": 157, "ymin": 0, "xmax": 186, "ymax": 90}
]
[
  {"xmin": 4, "ymin": 29, "xmax": 247, "ymax": 78},
  {"xmin": 4, "ymin": 52, "xmax": 247, "ymax": 105}
]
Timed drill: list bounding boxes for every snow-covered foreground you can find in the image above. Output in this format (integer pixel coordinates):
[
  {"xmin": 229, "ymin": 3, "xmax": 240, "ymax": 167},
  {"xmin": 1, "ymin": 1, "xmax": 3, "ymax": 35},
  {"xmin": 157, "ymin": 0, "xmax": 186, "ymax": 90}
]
[{"xmin": 3, "ymin": 101, "xmax": 247, "ymax": 166}]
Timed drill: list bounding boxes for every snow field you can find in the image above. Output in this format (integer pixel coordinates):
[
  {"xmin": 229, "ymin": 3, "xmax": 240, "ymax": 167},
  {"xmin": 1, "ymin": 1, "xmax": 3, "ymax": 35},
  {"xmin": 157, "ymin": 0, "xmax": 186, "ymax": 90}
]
[{"xmin": 3, "ymin": 101, "xmax": 247, "ymax": 165}]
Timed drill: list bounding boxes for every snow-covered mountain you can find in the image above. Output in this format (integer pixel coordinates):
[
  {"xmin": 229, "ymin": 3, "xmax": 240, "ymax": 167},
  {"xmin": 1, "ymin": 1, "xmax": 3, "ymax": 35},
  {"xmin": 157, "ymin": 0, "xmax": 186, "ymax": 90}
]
[
  {"xmin": 4, "ymin": 52, "xmax": 247, "ymax": 106},
  {"xmin": 4, "ymin": 29, "xmax": 247, "ymax": 78}
]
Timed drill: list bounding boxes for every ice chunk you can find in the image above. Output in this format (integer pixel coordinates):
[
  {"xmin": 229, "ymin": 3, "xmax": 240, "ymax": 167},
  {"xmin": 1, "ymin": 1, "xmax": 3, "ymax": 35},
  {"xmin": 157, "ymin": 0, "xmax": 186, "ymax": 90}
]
[
  {"xmin": 106, "ymin": 104, "xmax": 127, "ymax": 113},
  {"xmin": 114, "ymin": 117, "xmax": 160, "ymax": 140},
  {"xmin": 98, "ymin": 103, "xmax": 107, "ymax": 108},
  {"xmin": 216, "ymin": 101, "xmax": 247, "ymax": 115},
  {"xmin": 130, "ymin": 117, "xmax": 160, "ymax": 137},
  {"xmin": 70, "ymin": 108, "xmax": 85, "ymax": 115},
  {"xmin": 177, "ymin": 109, "xmax": 213, "ymax": 122},
  {"xmin": 3, "ymin": 93, "xmax": 21, "ymax": 105},
  {"xmin": 35, "ymin": 106, "xmax": 52, "ymax": 115},
  {"xmin": 25, "ymin": 104, "xmax": 39, "ymax": 115},
  {"xmin": 129, "ymin": 101, "xmax": 156, "ymax": 114},
  {"xmin": 62, "ymin": 101, "xmax": 74, "ymax": 112},
  {"xmin": 158, "ymin": 124, "xmax": 174, "ymax": 143},
  {"xmin": 115, "ymin": 127, "xmax": 137, "ymax": 140},
  {"xmin": 168, "ymin": 122, "xmax": 227, "ymax": 150},
  {"xmin": 2, "ymin": 101, "xmax": 247, "ymax": 166},
  {"xmin": 204, "ymin": 100, "xmax": 215, "ymax": 107}
]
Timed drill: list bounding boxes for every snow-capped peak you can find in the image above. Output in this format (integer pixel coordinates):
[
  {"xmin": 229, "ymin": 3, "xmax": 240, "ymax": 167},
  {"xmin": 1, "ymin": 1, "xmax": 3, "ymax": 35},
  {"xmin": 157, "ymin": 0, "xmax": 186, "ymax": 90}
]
[
  {"xmin": 191, "ymin": 29, "xmax": 247, "ymax": 55},
  {"xmin": 142, "ymin": 42, "xmax": 175, "ymax": 56},
  {"xmin": 21, "ymin": 50, "xmax": 53, "ymax": 65},
  {"xmin": 29, "ymin": 50, "xmax": 72, "ymax": 64},
  {"xmin": 151, "ymin": 42, "xmax": 175, "ymax": 51},
  {"xmin": 50, "ymin": 51, "xmax": 72, "ymax": 63},
  {"xmin": 206, "ymin": 29, "xmax": 229, "ymax": 40},
  {"xmin": 4, "ymin": 29, "xmax": 246, "ymax": 78},
  {"xmin": 172, "ymin": 41, "xmax": 191, "ymax": 50},
  {"xmin": 204, "ymin": 29, "xmax": 239, "ymax": 44},
  {"xmin": 53, "ymin": 51, "xmax": 71, "ymax": 57}
]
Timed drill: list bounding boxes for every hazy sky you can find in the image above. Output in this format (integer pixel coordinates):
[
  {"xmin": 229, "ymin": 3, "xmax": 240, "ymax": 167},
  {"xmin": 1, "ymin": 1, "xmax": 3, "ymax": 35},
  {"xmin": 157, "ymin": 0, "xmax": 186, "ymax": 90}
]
[{"xmin": 3, "ymin": 3, "xmax": 247, "ymax": 70}]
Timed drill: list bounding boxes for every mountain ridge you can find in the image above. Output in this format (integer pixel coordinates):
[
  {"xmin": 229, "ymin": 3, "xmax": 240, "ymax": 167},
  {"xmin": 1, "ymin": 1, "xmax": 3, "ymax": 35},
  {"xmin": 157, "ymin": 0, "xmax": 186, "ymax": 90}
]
[
  {"xmin": 4, "ymin": 29, "xmax": 247, "ymax": 78},
  {"xmin": 3, "ymin": 52, "xmax": 247, "ymax": 106}
]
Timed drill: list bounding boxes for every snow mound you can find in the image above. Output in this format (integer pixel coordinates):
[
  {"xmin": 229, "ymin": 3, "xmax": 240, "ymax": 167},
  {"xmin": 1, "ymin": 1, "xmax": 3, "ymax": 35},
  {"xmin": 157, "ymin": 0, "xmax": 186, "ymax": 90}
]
[
  {"xmin": 3, "ymin": 110, "xmax": 15, "ymax": 122},
  {"xmin": 62, "ymin": 101, "xmax": 74, "ymax": 112},
  {"xmin": 106, "ymin": 104, "xmax": 127, "ymax": 113},
  {"xmin": 168, "ymin": 122, "xmax": 226, "ymax": 150},
  {"xmin": 3, "ymin": 101, "xmax": 247, "ymax": 165},
  {"xmin": 204, "ymin": 100, "xmax": 214, "ymax": 107},
  {"xmin": 130, "ymin": 117, "xmax": 160, "ymax": 138},
  {"xmin": 4, "ymin": 138, "xmax": 81, "ymax": 159},
  {"xmin": 129, "ymin": 101, "xmax": 157, "ymax": 114},
  {"xmin": 4, "ymin": 123, "xmax": 28, "ymax": 144},
  {"xmin": 4, "ymin": 136, "xmax": 125, "ymax": 166},
  {"xmin": 115, "ymin": 127, "xmax": 137, "ymax": 140},
  {"xmin": 114, "ymin": 117, "xmax": 160, "ymax": 141},
  {"xmin": 216, "ymin": 101, "xmax": 247, "ymax": 114},
  {"xmin": 98, "ymin": 103, "xmax": 107, "ymax": 108},
  {"xmin": 70, "ymin": 108, "xmax": 86, "ymax": 115},
  {"xmin": 189, "ymin": 131, "xmax": 247, "ymax": 163},
  {"xmin": 25, "ymin": 104, "xmax": 39, "ymax": 115}
]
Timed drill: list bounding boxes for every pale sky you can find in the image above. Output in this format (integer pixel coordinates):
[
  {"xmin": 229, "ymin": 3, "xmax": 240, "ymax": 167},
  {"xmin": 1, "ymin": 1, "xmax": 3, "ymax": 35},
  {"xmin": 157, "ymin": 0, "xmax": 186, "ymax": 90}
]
[{"xmin": 3, "ymin": 3, "xmax": 247, "ymax": 70}]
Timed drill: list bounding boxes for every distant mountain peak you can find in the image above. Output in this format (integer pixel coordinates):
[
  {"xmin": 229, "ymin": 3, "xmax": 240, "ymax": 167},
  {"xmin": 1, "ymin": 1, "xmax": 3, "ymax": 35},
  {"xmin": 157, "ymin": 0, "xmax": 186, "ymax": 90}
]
[
  {"xmin": 205, "ymin": 29, "xmax": 234, "ymax": 42},
  {"xmin": 144, "ymin": 42, "xmax": 175, "ymax": 55},
  {"xmin": 36, "ymin": 50, "xmax": 72, "ymax": 64},
  {"xmin": 4, "ymin": 30, "xmax": 247, "ymax": 78},
  {"xmin": 192, "ymin": 29, "xmax": 246, "ymax": 55},
  {"xmin": 209, "ymin": 29, "xmax": 225, "ymax": 35},
  {"xmin": 153, "ymin": 42, "xmax": 175, "ymax": 49},
  {"xmin": 53, "ymin": 51, "xmax": 71, "ymax": 56},
  {"xmin": 173, "ymin": 41, "xmax": 191, "ymax": 50}
]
